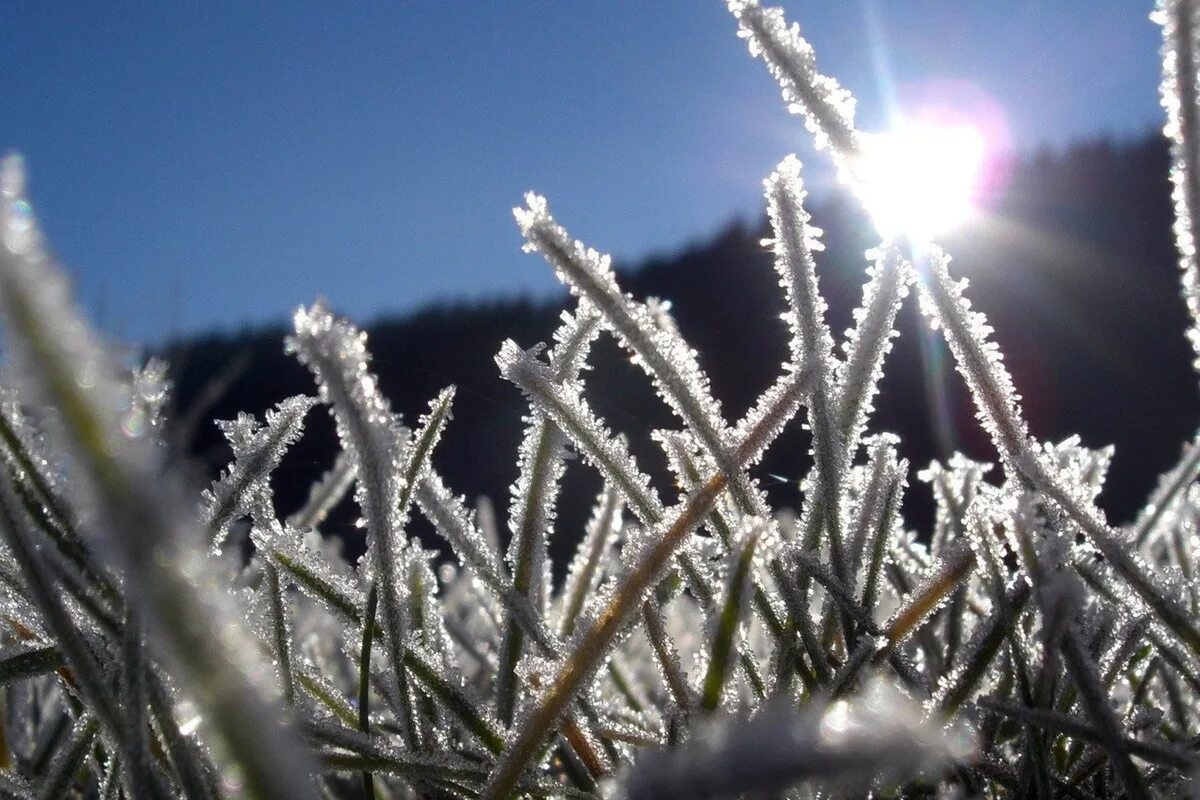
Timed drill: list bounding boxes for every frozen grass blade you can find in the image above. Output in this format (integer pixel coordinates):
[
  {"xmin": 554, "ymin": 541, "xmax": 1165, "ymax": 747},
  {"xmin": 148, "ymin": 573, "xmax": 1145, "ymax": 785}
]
[
  {"xmin": 728, "ymin": 0, "xmax": 860, "ymax": 167},
  {"xmin": 515, "ymin": 197, "xmax": 727, "ymax": 460},
  {"xmin": 358, "ymin": 584, "xmax": 379, "ymax": 800},
  {"xmin": 262, "ymin": 562, "xmax": 296, "ymax": 706},
  {"xmin": 559, "ymin": 486, "xmax": 622, "ymax": 639},
  {"xmin": 1060, "ymin": 625, "xmax": 1149, "ymax": 799},
  {"xmin": 496, "ymin": 305, "xmax": 598, "ymax": 723},
  {"xmin": 700, "ymin": 522, "xmax": 761, "ymax": 712},
  {"xmin": 36, "ymin": 714, "xmax": 96, "ymax": 800},
  {"xmin": 203, "ymin": 395, "xmax": 317, "ymax": 550},
  {"xmin": 764, "ymin": 157, "xmax": 850, "ymax": 588},
  {"xmin": 0, "ymin": 156, "xmax": 318, "ymax": 799},
  {"xmin": 497, "ymin": 341, "xmax": 663, "ymax": 524},
  {"xmin": 482, "ymin": 373, "xmax": 810, "ymax": 799},
  {"xmin": 0, "ymin": 645, "xmax": 62, "ymax": 687},
  {"xmin": 1131, "ymin": 431, "xmax": 1200, "ymax": 547},
  {"xmin": 835, "ymin": 246, "xmax": 912, "ymax": 450},
  {"xmin": 1157, "ymin": 0, "xmax": 1200, "ymax": 378}
]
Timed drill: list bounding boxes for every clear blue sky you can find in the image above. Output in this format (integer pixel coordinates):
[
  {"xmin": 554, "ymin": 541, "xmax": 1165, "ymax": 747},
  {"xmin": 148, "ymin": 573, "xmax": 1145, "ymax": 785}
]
[{"xmin": 1, "ymin": 2, "xmax": 1163, "ymax": 344}]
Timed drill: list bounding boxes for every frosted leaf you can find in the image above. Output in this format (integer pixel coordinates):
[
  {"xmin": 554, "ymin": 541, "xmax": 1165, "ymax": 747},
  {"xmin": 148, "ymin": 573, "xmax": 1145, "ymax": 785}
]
[
  {"xmin": 504, "ymin": 415, "xmax": 568, "ymax": 612},
  {"xmin": 850, "ymin": 436, "xmax": 905, "ymax": 607},
  {"xmin": 404, "ymin": 546, "xmax": 454, "ymax": 665},
  {"xmin": 1059, "ymin": 625, "xmax": 1148, "ymax": 798},
  {"xmin": 548, "ymin": 299, "xmax": 602, "ymax": 383},
  {"xmin": 639, "ymin": 596, "xmax": 695, "ymax": 713},
  {"xmin": 763, "ymin": 156, "xmax": 837, "ymax": 379},
  {"xmin": 286, "ymin": 303, "xmax": 409, "ymax": 588},
  {"xmin": 920, "ymin": 452, "xmax": 993, "ymax": 557},
  {"xmin": 654, "ymin": 429, "xmax": 741, "ymax": 546},
  {"xmin": 1098, "ymin": 613, "xmax": 1150, "ymax": 688},
  {"xmin": 415, "ymin": 471, "xmax": 508, "ymax": 600},
  {"xmin": 288, "ymin": 301, "xmax": 455, "ymax": 737},
  {"xmin": 503, "ymin": 299, "xmax": 603, "ymax": 625},
  {"xmin": 252, "ymin": 518, "xmax": 364, "ymax": 628},
  {"xmin": 834, "ymin": 245, "xmax": 912, "ymax": 455},
  {"xmin": 763, "ymin": 159, "xmax": 855, "ymax": 594},
  {"xmin": 497, "ymin": 339, "xmax": 664, "ymax": 525},
  {"xmin": 0, "ymin": 383, "xmax": 62, "ymax": 506},
  {"xmin": 39, "ymin": 713, "xmax": 98, "ymax": 800},
  {"xmin": 700, "ymin": 519, "xmax": 764, "ymax": 712},
  {"xmin": 1155, "ymin": 0, "xmax": 1200, "ymax": 378},
  {"xmin": 927, "ymin": 578, "xmax": 1029, "ymax": 715},
  {"xmin": 727, "ymin": 1, "xmax": 860, "ymax": 172},
  {"xmin": 1131, "ymin": 430, "xmax": 1200, "ymax": 548},
  {"xmin": 882, "ymin": 540, "xmax": 975, "ymax": 652},
  {"xmin": 558, "ymin": 485, "xmax": 623, "ymax": 639},
  {"xmin": 730, "ymin": 365, "xmax": 811, "ymax": 470},
  {"xmin": 915, "ymin": 247, "xmax": 1031, "ymax": 469},
  {"xmin": 202, "ymin": 394, "xmax": 317, "ymax": 551},
  {"xmin": 515, "ymin": 195, "xmax": 745, "ymax": 503},
  {"xmin": 0, "ymin": 578, "xmax": 49, "ymax": 641}
]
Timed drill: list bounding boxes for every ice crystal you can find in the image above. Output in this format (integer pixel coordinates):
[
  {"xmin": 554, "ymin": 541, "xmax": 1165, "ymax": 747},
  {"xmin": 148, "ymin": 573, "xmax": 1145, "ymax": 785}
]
[{"xmin": 203, "ymin": 394, "xmax": 317, "ymax": 550}]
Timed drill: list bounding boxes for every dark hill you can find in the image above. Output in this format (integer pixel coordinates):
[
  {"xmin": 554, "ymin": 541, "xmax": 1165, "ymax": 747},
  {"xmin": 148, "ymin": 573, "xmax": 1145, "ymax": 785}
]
[{"xmin": 162, "ymin": 134, "xmax": 1200, "ymax": 567}]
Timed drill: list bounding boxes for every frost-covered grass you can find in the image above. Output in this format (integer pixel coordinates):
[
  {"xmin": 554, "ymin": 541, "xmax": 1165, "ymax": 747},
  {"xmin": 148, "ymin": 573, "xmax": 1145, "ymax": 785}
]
[{"xmin": 0, "ymin": 1, "xmax": 1198, "ymax": 798}]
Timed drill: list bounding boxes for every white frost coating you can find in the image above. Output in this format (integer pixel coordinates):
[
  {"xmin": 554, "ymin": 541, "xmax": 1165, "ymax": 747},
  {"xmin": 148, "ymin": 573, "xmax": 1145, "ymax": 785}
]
[
  {"xmin": 496, "ymin": 339, "xmax": 664, "ymax": 525},
  {"xmin": 848, "ymin": 435, "xmax": 901, "ymax": 588},
  {"xmin": 920, "ymin": 453, "xmax": 992, "ymax": 557},
  {"xmin": 288, "ymin": 301, "xmax": 454, "ymax": 743},
  {"xmin": 915, "ymin": 247, "xmax": 1030, "ymax": 469},
  {"xmin": 731, "ymin": 363, "xmax": 811, "ymax": 469},
  {"xmin": 515, "ymin": 195, "xmax": 749, "ymax": 504},
  {"xmin": 1011, "ymin": 492, "xmax": 1083, "ymax": 641},
  {"xmin": 505, "ymin": 301, "xmax": 602, "ymax": 615},
  {"xmin": 763, "ymin": 156, "xmax": 835, "ymax": 377},
  {"xmin": 416, "ymin": 471, "xmax": 507, "ymax": 596},
  {"xmin": 834, "ymin": 245, "xmax": 912, "ymax": 453},
  {"xmin": 764, "ymin": 156, "xmax": 851, "ymax": 584},
  {"xmin": 1155, "ymin": 0, "xmax": 1200, "ymax": 378},
  {"xmin": 286, "ymin": 304, "xmax": 408, "ymax": 574},
  {"xmin": 883, "ymin": 539, "xmax": 975, "ymax": 642},
  {"xmin": 558, "ymin": 485, "xmax": 623, "ymax": 638},
  {"xmin": 1131, "ymin": 430, "xmax": 1200, "ymax": 547},
  {"xmin": 1035, "ymin": 436, "xmax": 1113, "ymax": 507},
  {"xmin": 203, "ymin": 394, "xmax": 318, "ymax": 550},
  {"xmin": 405, "ymin": 546, "xmax": 455, "ymax": 665},
  {"xmin": 727, "ymin": 1, "xmax": 860, "ymax": 172},
  {"xmin": 548, "ymin": 299, "xmax": 602, "ymax": 382},
  {"xmin": 252, "ymin": 518, "xmax": 364, "ymax": 625}
]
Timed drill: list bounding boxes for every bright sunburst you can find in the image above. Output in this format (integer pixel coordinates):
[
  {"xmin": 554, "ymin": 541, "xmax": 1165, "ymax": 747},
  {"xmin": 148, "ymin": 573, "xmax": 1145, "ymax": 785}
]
[{"xmin": 856, "ymin": 120, "xmax": 987, "ymax": 241}]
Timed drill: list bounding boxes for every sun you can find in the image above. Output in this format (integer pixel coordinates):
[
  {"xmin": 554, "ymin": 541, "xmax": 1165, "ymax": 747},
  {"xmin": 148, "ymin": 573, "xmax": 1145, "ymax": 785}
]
[{"xmin": 855, "ymin": 120, "xmax": 987, "ymax": 242}]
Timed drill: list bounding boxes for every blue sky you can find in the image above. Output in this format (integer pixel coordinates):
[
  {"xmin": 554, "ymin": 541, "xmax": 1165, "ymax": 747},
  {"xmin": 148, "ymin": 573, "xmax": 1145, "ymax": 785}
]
[{"xmin": 1, "ymin": 1, "xmax": 1163, "ymax": 343}]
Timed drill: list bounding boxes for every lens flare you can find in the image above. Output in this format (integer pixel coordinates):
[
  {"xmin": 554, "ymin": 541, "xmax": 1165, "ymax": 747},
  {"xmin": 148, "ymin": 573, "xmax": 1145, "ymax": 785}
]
[{"xmin": 857, "ymin": 121, "xmax": 987, "ymax": 241}]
